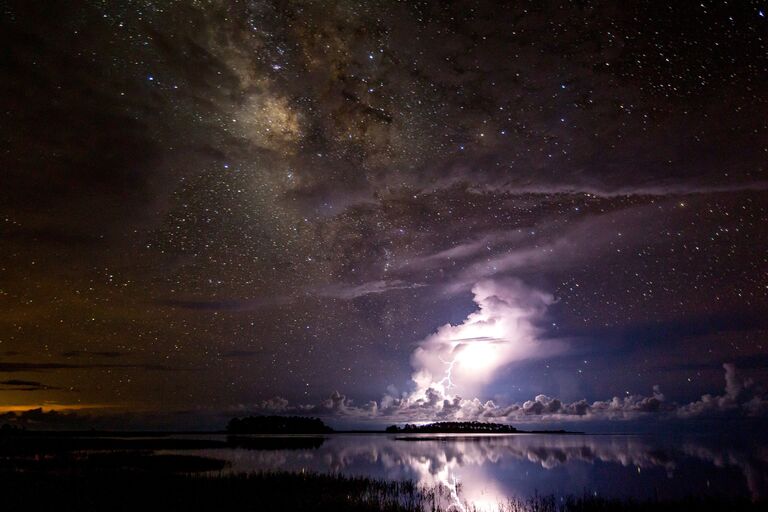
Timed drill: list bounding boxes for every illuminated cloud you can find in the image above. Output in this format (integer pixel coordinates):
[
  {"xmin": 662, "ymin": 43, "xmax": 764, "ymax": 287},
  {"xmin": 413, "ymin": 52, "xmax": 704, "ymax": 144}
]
[
  {"xmin": 410, "ymin": 278, "xmax": 563, "ymax": 398},
  {"xmin": 252, "ymin": 363, "xmax": 768, "ymax": 425},
  {"xmin": 677, "ymin": 363, "xmax": 768, "ymax": 418}
]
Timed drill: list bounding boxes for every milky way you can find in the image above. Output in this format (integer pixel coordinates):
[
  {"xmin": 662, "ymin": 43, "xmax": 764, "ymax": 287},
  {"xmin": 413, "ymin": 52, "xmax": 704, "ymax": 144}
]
[{"xmin": 1, "ymin": 1, "xmax": 767, "ymax": 428}]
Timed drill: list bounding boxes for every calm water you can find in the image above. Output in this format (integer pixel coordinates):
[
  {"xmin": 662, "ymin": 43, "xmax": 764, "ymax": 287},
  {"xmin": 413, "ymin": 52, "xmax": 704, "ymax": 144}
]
[{"xmin": 165, "ymin": 433, "xmax": 767, "ymax": 509}]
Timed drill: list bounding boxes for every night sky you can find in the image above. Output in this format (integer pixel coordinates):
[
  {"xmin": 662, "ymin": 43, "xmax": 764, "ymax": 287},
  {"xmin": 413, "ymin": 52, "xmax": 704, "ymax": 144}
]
[{"xmin": 1, "ymin": 1, "xmax": 767, "ymax": 429}]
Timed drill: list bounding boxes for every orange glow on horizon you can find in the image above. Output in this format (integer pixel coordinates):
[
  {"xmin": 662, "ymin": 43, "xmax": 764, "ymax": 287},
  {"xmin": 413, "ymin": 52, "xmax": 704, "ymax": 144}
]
[{"xmin": 0, "ymin": 403, "xmax": 118, "ymax": 413}]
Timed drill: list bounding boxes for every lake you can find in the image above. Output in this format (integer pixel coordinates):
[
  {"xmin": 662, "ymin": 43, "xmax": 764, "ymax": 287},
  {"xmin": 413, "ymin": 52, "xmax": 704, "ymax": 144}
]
[{"xmin": 162, "ymin": 433, "xmax": 768, "ymax": 510}]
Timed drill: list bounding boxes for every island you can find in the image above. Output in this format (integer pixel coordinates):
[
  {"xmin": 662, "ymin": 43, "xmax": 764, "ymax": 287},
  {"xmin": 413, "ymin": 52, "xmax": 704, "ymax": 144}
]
[
  {"xmin": 226, "ymin": 415, "xmax": 333, "ymax": 434},
  {"xmin": 385, "ymin": 421, "xmax": 518, "ymax": 433},
  {"xmin": 384, "ymin": 421, "xmax": 580, "ymax": 434}
]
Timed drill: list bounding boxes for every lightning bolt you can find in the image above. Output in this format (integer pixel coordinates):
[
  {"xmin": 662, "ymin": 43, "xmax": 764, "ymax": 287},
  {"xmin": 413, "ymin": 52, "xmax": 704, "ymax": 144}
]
[{"xmin": 437, "ymin": 355, "xmax": 458, "ymax": 392}]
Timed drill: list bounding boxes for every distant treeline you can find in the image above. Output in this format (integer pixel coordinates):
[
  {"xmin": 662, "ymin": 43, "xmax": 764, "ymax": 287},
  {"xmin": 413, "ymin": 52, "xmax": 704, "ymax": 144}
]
[
  {"xmin": 0, "ymin": 424, "xmax": 25, "ymax": 435},
  {"xmin": 226, "ymin": 415, "xmax": 333, "ymax": 434},
  {"xmin": 385, "ymin": 421, "xmax": 518, "ymax": 433}
]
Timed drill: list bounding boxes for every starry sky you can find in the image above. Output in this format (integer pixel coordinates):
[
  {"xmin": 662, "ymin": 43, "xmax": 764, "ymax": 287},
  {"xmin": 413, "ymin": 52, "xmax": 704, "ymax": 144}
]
[{"xmin": 1, "ymin": 0, "xmax": 767, "ymax": 429}]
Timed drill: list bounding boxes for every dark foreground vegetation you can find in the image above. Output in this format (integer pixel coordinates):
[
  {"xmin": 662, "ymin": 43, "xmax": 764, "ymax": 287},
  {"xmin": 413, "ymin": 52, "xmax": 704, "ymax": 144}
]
[
  {"xmin": 0, "ymin": 471, "xmax": 426, "ymax": 512},
  {"xmin": 0, "ymin": 469, "xmax": 764, "ymax": 512}
]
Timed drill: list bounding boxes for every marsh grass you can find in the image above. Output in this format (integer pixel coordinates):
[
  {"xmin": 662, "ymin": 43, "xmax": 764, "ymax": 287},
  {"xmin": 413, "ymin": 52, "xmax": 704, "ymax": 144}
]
[
  {"xmin": 0, "ymin": 470, "xmax": 431, "ymax": 512},
  {"xmin": 0, "ymin": 469, "xmax": 763, "ymax": 512}
]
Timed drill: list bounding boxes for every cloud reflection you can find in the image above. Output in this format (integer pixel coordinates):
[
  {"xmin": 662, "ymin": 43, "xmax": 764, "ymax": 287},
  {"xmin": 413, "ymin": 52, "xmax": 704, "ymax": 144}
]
[{"xmin": 188, "ymin": 434, "xmax": 767, "ymax": 509}]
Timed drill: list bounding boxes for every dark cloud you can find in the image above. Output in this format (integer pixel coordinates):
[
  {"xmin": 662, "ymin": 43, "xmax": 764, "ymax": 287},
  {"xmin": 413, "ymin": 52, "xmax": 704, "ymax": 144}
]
[
  {"xmin": 157, "ymin": 297, "xmax": 289, "ymax": 311},
  {"xmin": 0, "ymin": 379, "xmax": 60, "ymax": 391},
  {"xmin": 315, "ymin": 280, "xmax": 426, "ymax": 300},
  {"xmin": 0, "ymin": 362, "xmax": 185, "ymax": 373},
  {"xmin": 220, "ymin": 350, "xmax": 265, "ymax": 359},
  {"xmin": 0, "ymin": 379, "xmax": 43, "ymax": 386},
  {"xmin": 60, "ymin": 351, "xmax": 124, "ymax": 359}
]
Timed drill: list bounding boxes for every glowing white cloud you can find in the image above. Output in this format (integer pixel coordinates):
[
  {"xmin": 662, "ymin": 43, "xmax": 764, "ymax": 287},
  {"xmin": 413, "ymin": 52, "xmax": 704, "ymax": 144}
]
[
  {"xmin": 250, "ymin": 355, "xmax": 767, "ymax": 429},
  {"xmin": 410, "ymin": 278, "xmax": 562, "ymax": 399}
]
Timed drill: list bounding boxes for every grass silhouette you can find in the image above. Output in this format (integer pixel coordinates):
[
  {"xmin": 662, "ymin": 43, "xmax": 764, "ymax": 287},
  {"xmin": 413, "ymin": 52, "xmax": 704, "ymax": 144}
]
[{"xmin": 0, "ymin": 469, "xmax": 764, "ymax": 512}]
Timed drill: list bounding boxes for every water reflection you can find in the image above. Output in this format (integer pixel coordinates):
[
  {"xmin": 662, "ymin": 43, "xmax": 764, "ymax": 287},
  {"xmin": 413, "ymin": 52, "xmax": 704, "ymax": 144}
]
[{"xmin": 176, "ymin": 434, "xmax": 768, "ymax": 509}]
